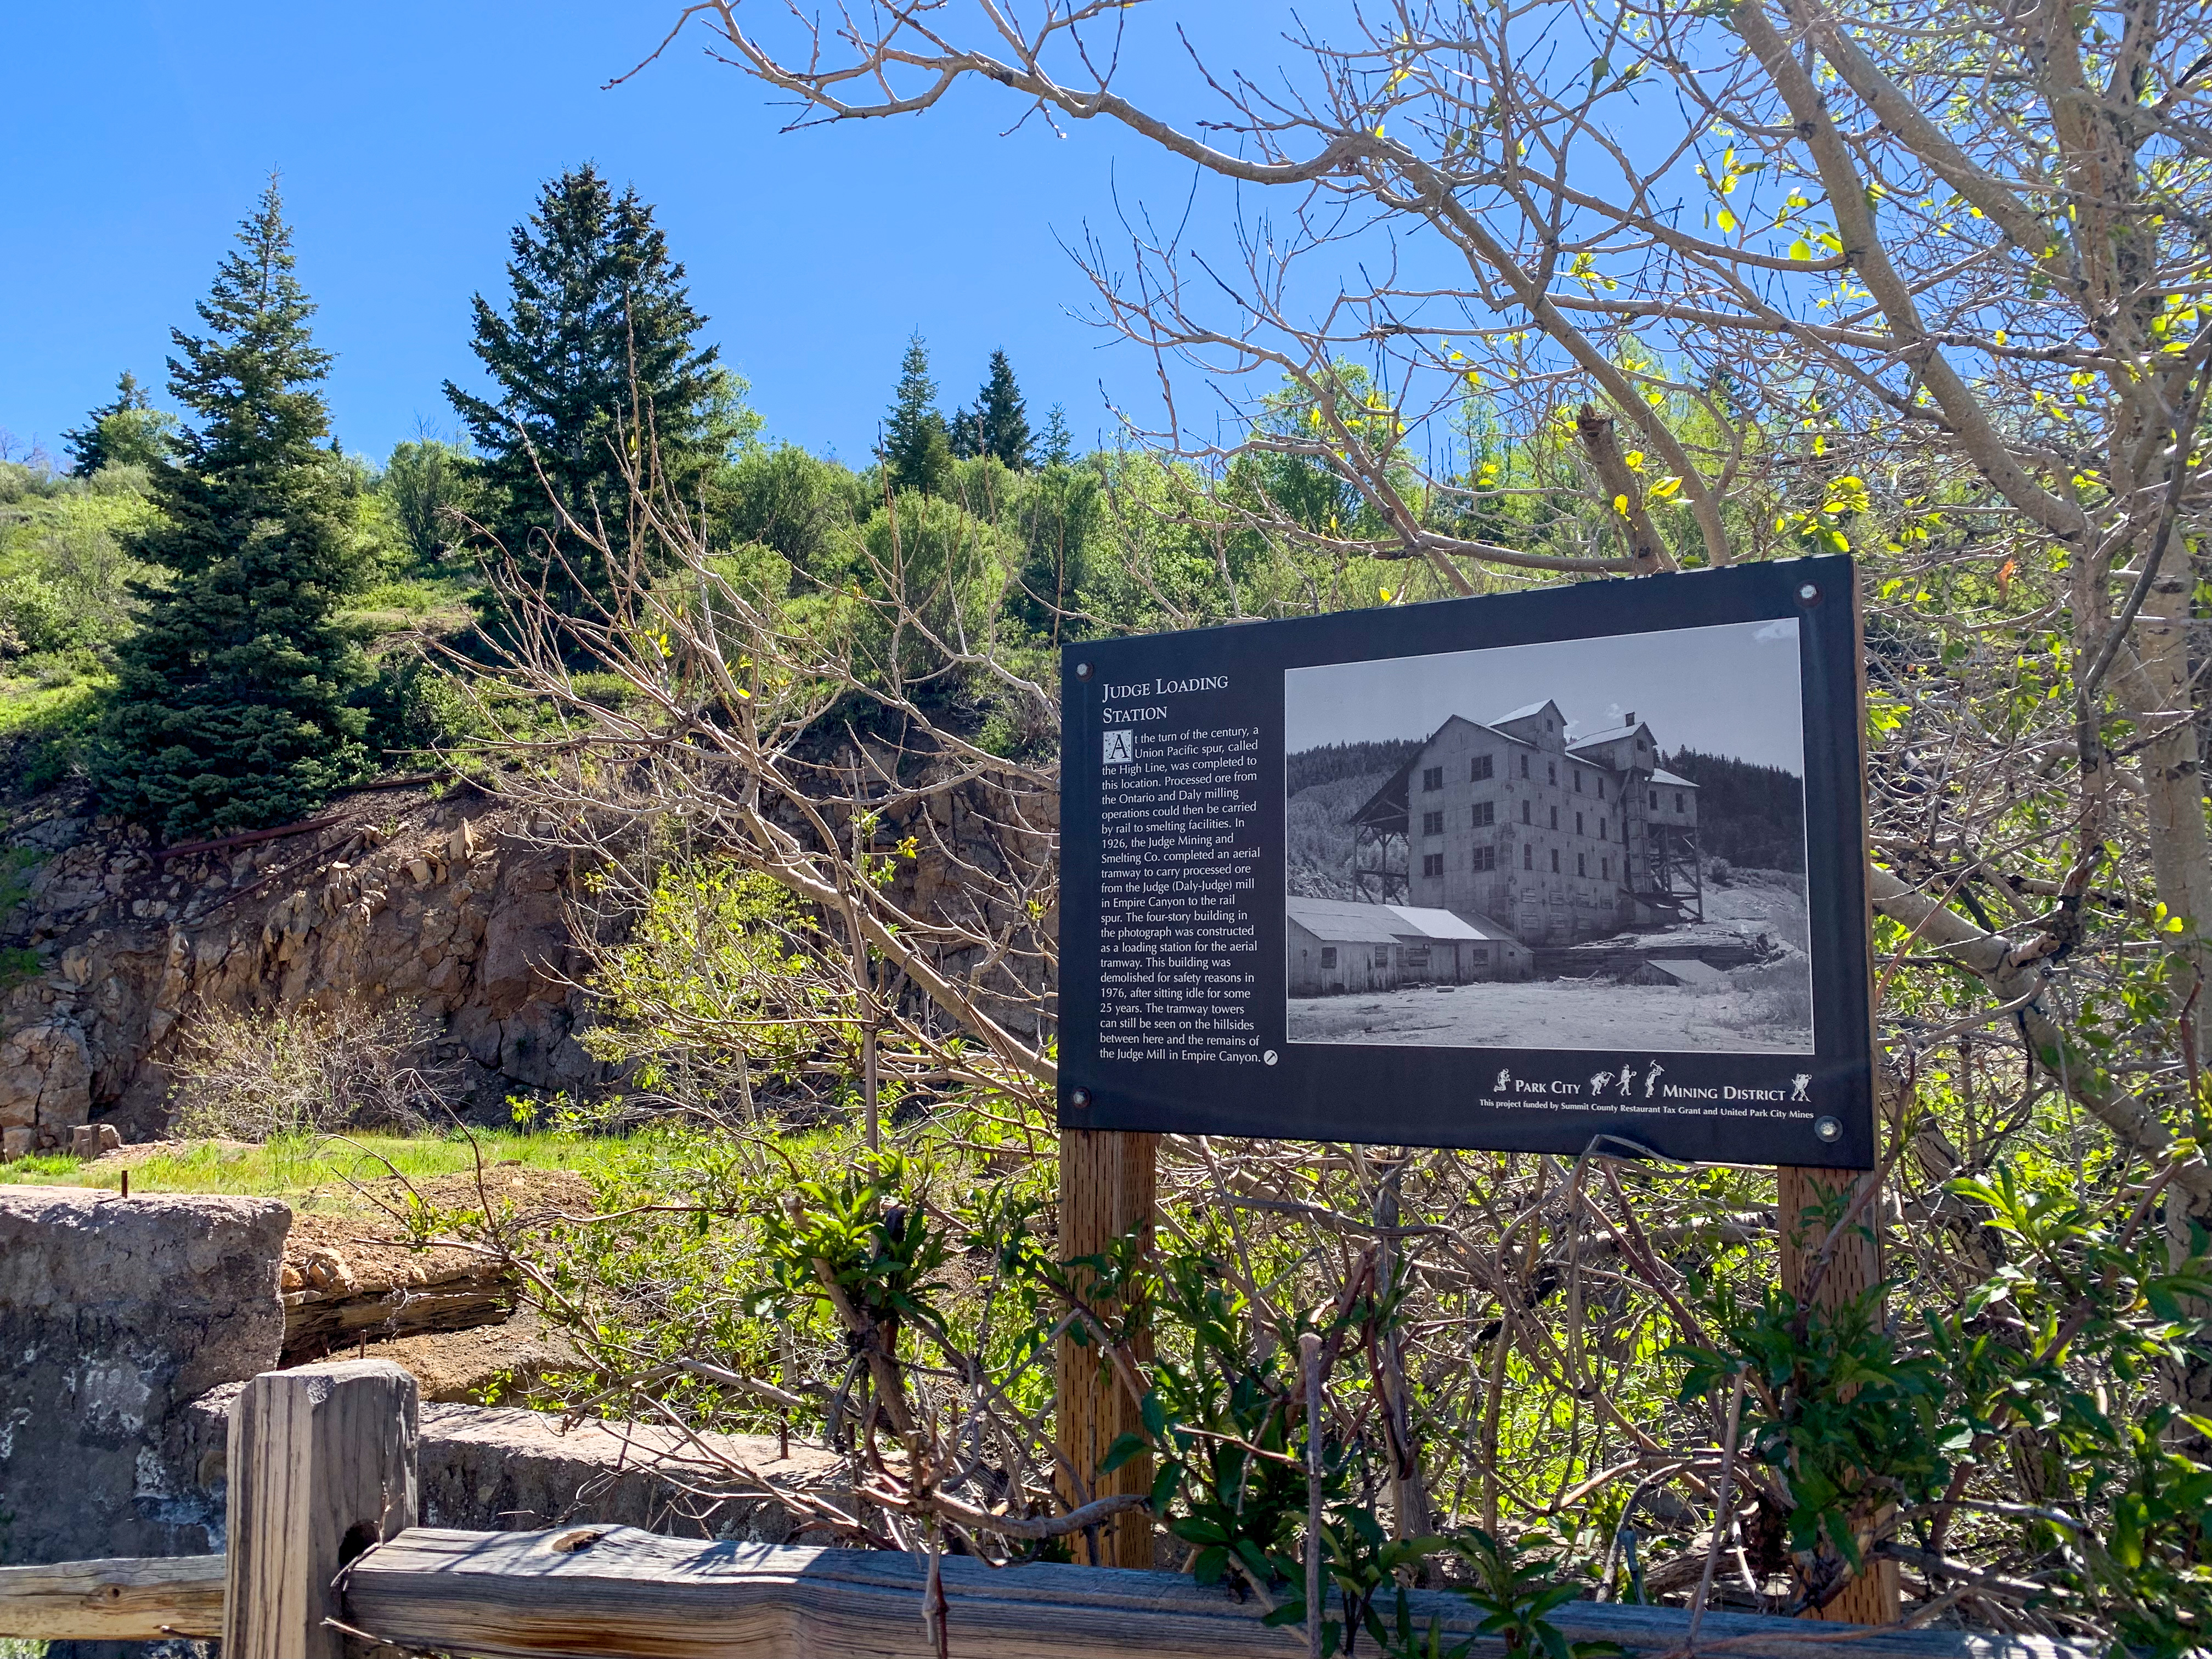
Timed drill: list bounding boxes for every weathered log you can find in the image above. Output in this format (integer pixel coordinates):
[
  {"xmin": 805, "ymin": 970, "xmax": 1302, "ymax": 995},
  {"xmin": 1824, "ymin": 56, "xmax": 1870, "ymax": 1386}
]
[
  {"xmin": 341, "ymin": 1526, "xmax": 2091, "ymax": 1659},
  {"xmin": 281, "ymin": 1272, "xmax": 517, "ymax": 1363},
  {"xmin": 155, "ymin": 814, "xmax": 344, "ymax": 861},
  {"xmin": 0, "ymin": 1553, "xmax": 225, "ymax": 1641}
]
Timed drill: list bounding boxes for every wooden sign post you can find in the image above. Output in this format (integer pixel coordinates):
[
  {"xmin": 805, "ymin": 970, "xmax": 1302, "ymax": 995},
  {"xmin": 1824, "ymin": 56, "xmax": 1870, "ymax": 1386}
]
[
  {"xmin": 1056, "ymin": 1126, "xmax": 1159, "ymax": 1570},
  {"xmin": 1778, "ymin": 1165, "xmax": 1898, "ymax": 1624},
  {"xmin": 1776, "ymin": 567, "xmax": 1898, "ymax": 1625},
  {"xmin": 1056, "ymin": 558, "xmax": 1884, "ymax": 1601}
]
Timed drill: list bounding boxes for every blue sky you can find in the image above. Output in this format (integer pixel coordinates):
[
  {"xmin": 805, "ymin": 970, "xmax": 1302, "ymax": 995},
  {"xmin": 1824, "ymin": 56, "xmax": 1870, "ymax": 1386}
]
[
  {"xmin": 1285, "ymin": 619, "xmax": 1809, "ymax": 772},
  {"xmin": 2, "ymin": 2, "xmax": 1280, "ymax": 467}
]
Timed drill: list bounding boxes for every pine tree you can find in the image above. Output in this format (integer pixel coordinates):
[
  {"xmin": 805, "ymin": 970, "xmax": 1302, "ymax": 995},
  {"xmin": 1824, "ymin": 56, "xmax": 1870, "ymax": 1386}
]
[
  {"xmin": 91, "ymin": 180, "xmax": 371, "ymax": 841},
  {"xmin": 61, "ymin": 371, "xmax": 174, "ymax": 476},
  {"xmin": 444, "ymin": 165, "xmax": 729, "ymax": 601},
  {"xmin": 881, "ymin": 335, "xmax": 952, "ymax": 495},
  {"xmin": 1039, "ymin": 403, "xmax": 1075, "ymax": 466},
  {"xmin": 970, "ymin": 349, "xmax": 1032, "ymax": 468}
]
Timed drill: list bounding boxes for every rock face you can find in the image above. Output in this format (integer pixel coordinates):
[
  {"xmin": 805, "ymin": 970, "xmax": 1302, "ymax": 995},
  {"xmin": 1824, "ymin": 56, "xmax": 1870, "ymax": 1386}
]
[
  {"xmin": 0, "ymin": 786, "xmax": 605, "ymax": 1149},
  {"xmin": 0, "ymin": 1186, "xmax": 289, "ymax": 1566}
]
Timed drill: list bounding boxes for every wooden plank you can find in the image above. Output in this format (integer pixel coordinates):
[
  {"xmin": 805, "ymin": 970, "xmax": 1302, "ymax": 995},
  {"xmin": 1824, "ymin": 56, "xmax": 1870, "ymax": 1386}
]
[
  {"xmin": 224, "ymin": 1359, "xmax": 420, "ymax": 1659},
  {"xmin": 1056, "ymin": 1126, "xmax": 1159, "ymax": 1569},
  {"xmin": 341, "ymin": 1526, "xmax": 2089, "ymax": 1659},
  {"xmin": 0, "ymin": 1553, "xmax": 225, "ymax": 1641}
]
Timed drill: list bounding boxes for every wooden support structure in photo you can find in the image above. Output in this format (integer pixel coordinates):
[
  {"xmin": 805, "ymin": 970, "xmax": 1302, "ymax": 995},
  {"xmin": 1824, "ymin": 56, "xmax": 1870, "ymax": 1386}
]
[
  {"xmin": 224, "ymin": 1357, "xmax": 420, "ymax": 1658},
  {"xmin": 1056, "ymin": 1125, "xmax": 1160, "ymax": 1570}
]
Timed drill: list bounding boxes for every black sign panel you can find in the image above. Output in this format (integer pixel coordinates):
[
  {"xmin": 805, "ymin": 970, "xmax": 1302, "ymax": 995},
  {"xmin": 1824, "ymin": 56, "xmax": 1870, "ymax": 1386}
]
[{"xmin": 1058, "ymin": 556, "xmax": 1875, "ymax": 1168}]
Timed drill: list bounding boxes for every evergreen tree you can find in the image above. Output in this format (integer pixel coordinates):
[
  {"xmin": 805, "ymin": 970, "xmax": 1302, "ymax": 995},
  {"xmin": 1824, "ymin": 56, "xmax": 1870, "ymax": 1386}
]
[
  {"xmin": 444, "ymin": 165, "xmax": 729, "ymax": 600},
  {"xmin": 880, "ymin": 335, "xmax": 952, "ymax": 495},
  {"xmin": 91, "ymin": 180, "xmax": 371, "ymax": 841},
  {"xmin": 61, "ymin": 371, "xmax": 175, "ymax": 475},
  {"xmin": 1039, "ymin": 403, "xmax": 1075, "ymax": 466},
  {"xmin": 970, "ymin": 349, "xmax": 1032, "ymax": 468}
]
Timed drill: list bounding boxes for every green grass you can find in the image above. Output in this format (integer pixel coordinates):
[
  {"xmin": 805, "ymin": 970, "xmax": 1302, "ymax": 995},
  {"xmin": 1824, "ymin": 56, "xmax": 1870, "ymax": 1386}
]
[
  {"xmin": 0, "ymin": 1129, "xmax": 636, "ymax": 1211},
  {"xmin": 346, "ymin": 574, "xmax": 483, "ymax": 642},
  {"xmin": 0, "ymin": 674, "xmax": 106, "ymax": 736}
]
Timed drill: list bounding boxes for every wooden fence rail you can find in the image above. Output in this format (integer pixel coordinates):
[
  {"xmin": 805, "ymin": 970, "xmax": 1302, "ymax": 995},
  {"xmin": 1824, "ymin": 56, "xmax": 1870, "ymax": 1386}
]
[{"xmin": 0, "ymin": 1360, "xmax": 2089, "ymax": 1659}]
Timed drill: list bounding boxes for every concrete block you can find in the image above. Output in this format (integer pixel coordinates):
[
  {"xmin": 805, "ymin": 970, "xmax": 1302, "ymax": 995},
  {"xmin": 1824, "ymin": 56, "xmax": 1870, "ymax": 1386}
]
[{"xmin": 0, "ymin": 1186, "xmax": 287, "ymax": 1567}]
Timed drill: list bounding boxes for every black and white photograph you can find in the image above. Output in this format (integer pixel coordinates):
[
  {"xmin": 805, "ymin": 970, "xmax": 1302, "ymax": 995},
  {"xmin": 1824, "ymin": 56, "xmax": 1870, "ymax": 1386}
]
[{"xmin": 1284, "ymin": 618, "xmax": 1814, "ymax": 1054}]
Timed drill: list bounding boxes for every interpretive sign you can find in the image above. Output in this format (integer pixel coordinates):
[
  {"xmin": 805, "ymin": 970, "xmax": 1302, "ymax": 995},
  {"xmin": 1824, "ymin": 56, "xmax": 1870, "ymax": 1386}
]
[{"xmin": 1058, "ymin": 555, "xmax": 1875, "ymax": 1167}]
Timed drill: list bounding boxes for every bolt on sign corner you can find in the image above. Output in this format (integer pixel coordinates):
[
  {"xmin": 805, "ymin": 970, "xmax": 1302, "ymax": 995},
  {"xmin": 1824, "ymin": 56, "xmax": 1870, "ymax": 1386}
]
[{"xmin": 1059, "ymin": 555, "xmax": 1876, "ymax": 1168}]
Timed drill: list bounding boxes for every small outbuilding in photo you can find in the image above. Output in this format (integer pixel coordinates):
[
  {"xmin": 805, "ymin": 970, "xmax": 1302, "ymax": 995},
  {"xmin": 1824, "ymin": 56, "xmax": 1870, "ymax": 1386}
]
[{"xmin": 1287, "ymin": 897, "xmax": 1532, "ymax": 995}]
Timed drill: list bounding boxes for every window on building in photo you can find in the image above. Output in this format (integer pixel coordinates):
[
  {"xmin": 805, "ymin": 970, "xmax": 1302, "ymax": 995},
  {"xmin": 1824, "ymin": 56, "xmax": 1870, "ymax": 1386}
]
[
  {"xmin": 1550, "ymin": 806, "xmax": 1559, "ymax": 829},
  {"xmin": 1599, "ymin": 818, "xmax": 1607, "ymax": 840},
  {"xmin": 1574, "ymin": 769, "xmax": 1583, "ymax": 792},
  {"xmin": 1321, "ymin": 947, "xmax": 1337, "ymax": 968},
  {"xmin": 1548, "ymin": 761, "xmax": 1557, "ymax": 785},
  {"xmin": 1473, "ymin": 801, "xmax": 1495, "ymax": 827},
  {"xmin": 1523, "ymin": 844, "xmax": 1533, "ymax": 869},
  {"xmin": 1422, "ymin": 766, "xmax": 1443, "ymax": 791},
  {"xmin": 1578, "ymin": 853, "xmax": 1587, "ymax": 876},
  {"xmin": 1423, "ymin": 853, "xmax": 1444, "ymax": 877},
  {"xmin": 1550, "ymin": 848, "xmax": 1560, "ymax": 872},
  {"xmin": 1374, "ymin": 947, "xmax": 1389, "ymax": 969},
  {"xmin": 1596, "ymin": 778, "xmax": 1605, "ymax": 799},
  {"xmin": 1520, "ymin": 754, "xmax": 1530, "ymax": 778},
  {"xmin": 1576, "ymin": 812, "xmax": 1584, "ymax": 836},
  {"xmin": 1676, "ymin": 791, "xmax": 1688, "ymax": 812},
  {"xmin": 1521, "ymin": 800, "xmax": 1532, "ymax": 824},
  {"xmin": 1471, "ymin": 754, "xmax": 1493, "ymax": 781},
  {"xmin": 1602, "ymin": 857, "xmax": 1611, "ymax": 880},
  {"xmin": 1423, "ymin": 809, "xmax": 1444, "ymax": 835},
  {"xmin": 1472, "ymin": 845, "xmax": 1496, "ymax": 871},
  {"xmin": 1649, "ymin": 789, "xmax": 1658, "ymax": 809},
  {"xmin": 1471, "ymin": 945, "xmax": 1489, "ymax": 963}
]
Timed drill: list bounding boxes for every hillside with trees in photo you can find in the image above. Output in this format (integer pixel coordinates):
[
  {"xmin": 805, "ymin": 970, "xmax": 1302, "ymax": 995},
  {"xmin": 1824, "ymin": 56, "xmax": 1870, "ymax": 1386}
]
[{"xmin": 1665, "ymin": 747, "xmax": 1808, "ymax": 873}]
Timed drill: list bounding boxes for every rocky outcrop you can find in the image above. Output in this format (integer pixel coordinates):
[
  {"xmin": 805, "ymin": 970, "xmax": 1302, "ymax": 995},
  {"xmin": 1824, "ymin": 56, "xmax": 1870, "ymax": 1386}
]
[{"xmin": 0, "ymin": 785, "xmax": 606, "ymax": 1150}]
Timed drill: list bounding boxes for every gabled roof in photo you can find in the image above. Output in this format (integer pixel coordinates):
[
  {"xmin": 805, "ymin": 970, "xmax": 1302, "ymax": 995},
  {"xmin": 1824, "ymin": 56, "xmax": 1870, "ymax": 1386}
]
[
  {"xmin": 1649, "ymin": 768, "xmax": 1700, "ymax": 789},
  {"xmin": 1346, "ymin": 713, "xmax": 1534, "ymax": 831},
  {"xmin": 1287, "ymin": 897, "xmax": 1522, "ymax": 947},
  {"xmin": 1566, "ymin": 718, "xmax": 1652, "ymax": 753},
  {"xmin": 1384, "ymin": 904, "xmax": 1521, "ymax": 944},
  {"xmin": 1286, "ymin": 897, "xmax": 1407, "ymax": 943},
  {"xmin": 1489, "ymin": 698, "xmax": 1560, "ymax": 726}
]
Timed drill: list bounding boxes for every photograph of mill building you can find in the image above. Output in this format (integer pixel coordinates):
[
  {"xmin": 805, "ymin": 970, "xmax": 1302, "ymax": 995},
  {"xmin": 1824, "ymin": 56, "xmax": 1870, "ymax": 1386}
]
[
  {"xmin": 1283, "ymin": 619, "xmax": 1816, "ymax": 1053},
  {"xmin": 1346, "ymin": 699, "xmax": 1703, "ymax": 950}
]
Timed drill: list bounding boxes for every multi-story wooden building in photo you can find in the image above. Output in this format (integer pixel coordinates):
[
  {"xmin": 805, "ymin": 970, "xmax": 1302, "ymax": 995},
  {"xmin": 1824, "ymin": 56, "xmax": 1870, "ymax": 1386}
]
[{"xmin": 1347, "ymin": 699, "xmax": 1702, "ymax": 946}]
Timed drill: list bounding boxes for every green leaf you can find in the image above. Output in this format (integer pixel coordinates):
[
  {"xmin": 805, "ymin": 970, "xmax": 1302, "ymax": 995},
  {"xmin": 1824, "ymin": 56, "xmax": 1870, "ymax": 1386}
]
[
  {"xmin": 1099, "ymin": 1431, "xmax": 1150, "ymax": 1475},
  {"xmin": 1139, "ymin": 1389, "xmax": 1169, "ymax": 1440}
]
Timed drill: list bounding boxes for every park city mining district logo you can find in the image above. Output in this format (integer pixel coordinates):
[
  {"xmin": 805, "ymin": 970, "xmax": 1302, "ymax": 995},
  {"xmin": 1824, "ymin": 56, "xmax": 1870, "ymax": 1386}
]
[{"xmin": 1487, "ymin": 1063, "xmax": 1816, "ymax": 1108}]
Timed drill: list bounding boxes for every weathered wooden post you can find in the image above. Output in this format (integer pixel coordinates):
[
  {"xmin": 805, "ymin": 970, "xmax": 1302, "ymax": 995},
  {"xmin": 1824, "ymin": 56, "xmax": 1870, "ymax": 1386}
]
[
  {"xmin": 1056, "ymin": 1126, "xmax": 1159, "ymax": 1570},
  {"xmin": 1777, "ymin": 1166, "xmax": 1899, "ymax": 1624},
  {"xmin": 1775, "ymin": 566, "xmax": 1899, "ymax": 1626},
  {"xmin": 224, "ymin": 1358, "xmax": 420, "ymax": 1658}
]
